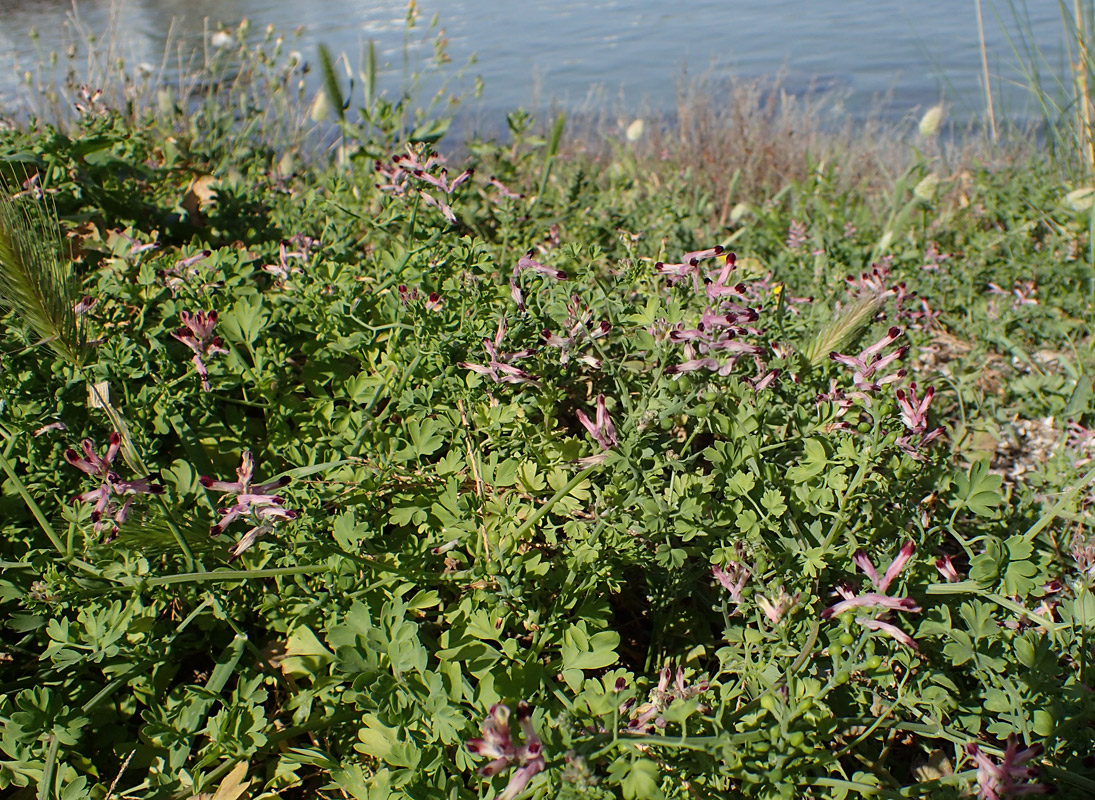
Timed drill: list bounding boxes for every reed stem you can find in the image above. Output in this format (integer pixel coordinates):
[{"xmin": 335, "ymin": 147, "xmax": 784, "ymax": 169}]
[{"xmin": 976, "ymin": 0, "xmax": 997, "ymax": 141}]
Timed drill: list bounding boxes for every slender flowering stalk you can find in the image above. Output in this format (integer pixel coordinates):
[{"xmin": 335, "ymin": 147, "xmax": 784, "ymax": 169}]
[
  {"xmin": 576, "ymin": 394, "xmax": 617, "ymax": 451},
  {"xmin": 64, "ymin": 432, "xmax": 163, "ymax": 538},
  {"xmin": 466, "ymin": 702, "xmax": 545, "ymax": 800},
  {"xmin": 965, "ymin": 735, "xmax": 1051, "ymax": 799},
  {"xmin": 201, "ymin": 451, "xmax": 296, "ymax": 561},
  {"xmin": 171, "ymin": 310, "xmax": 228, "ymax": 392}
]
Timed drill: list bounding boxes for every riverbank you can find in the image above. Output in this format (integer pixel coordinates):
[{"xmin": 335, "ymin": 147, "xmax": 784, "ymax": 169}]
[{"xmin": 1, "ymin": 69, "xmax": 1094, "ymax": 799}]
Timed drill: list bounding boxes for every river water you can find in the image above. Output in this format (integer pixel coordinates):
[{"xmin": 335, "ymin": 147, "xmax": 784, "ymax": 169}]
[{"xmin": 0, "ymin": 0, "xmax": 1075, "ymax": 129}]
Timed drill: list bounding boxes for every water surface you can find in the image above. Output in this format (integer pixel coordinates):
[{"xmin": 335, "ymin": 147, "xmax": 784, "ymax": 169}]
[{"xmin": 0, "ymin": 0, "xmax": 1074, "ymax": 127}]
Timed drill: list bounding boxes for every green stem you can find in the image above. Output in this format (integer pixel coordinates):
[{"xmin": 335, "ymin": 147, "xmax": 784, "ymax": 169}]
[
  {"xmin": 512, "ymin": 463, "xmax": 600, "ymax": 541},
  {"xmin": 146, "ymin": 563, "xmax": 330, "ymax": 587}
]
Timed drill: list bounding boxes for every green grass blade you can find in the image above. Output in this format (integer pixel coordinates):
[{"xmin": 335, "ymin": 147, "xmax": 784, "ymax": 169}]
[{"xmin": 0, "ymin": 445, "xmax": 66, "ymax": 556}]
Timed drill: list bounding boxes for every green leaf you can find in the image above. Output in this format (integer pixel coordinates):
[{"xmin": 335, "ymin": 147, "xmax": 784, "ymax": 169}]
[
  {"xmin": 409, "ymin": 118, "xmax": 451, "ymax": 145},
  {"xmin": 220, "ymin": 295, "xmax": 269, "ymax": 348},
  {"xmin": 951, "ymin": 461, "xmax": 1003, "ymax": 517},
  {"xmin": 1070, "ymin": 588, "xmax": 1095, "ymax": 628},
  {"xmin": 621, "ymin": 758, "xmax": 665, "ymax": 800},
  {"xmin": 761, "ymin": 488, "xmax": 787, "ymax": 517},
  {"xmin": 786, "ymin": 438, "xmax": 828, "ymax": 483},
  {"xmin": 561, "ymin": 626, "xmax": 620, "ymax": 671},
  {"xmin": 333, "ymin": 510, "xmax": 370, "ymax": 551},
  {"xmin": 281, "ymin": 626, "xmax": 335, "ymax": 678}
]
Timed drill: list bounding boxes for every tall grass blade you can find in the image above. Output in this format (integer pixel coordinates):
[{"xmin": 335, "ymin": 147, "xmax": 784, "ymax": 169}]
[
  {"xmin": 976, "ymin": 0, "xmax": 998, "ymax": 140},
  {"xmin": 363, "ymin": 40, "xmax": 378, "ymax": 112},
  {"xmin": 0, "ymin": 189, "xmax": 86, "ymax": 367},
  {"xmin": 533, "ymin": 112, "xmax": 566, "ymax": 206},
  {"xmin": 1074, "ymin": 0, "xmax": 1095, "ymax": 172},
  {"xmin": 318, "ymin": 43, "xmax": 347, "ymax": 125}
]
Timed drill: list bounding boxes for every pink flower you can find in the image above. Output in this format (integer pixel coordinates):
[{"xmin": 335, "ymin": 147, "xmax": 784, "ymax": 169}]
[
  {"xmin": 785, "ymin": 219, "xmax": 807, "ymax": 251},
  {"xmin": 712, "ymin": 560, "xmax": 750, "ymax": 605},
  {"xmin": 895, "ymin": 383, "xmax": 936, "ymax": 434},
  {"xmin": 466, "ymin": 703, "xmax": 545, "ymax": 800},
  {"xmin": 655, "ymin": 245, "xmax": 724, "ymax": 293},
  {"xmin": 936, "ymin": 555, "xmax": 962, "ymax": 582},
  {"xmin": 458, "ymin": 317, "xmax": 540, "ymax": 386},
  {"xmin": 894, "ymin": 386, "xmax": 944, "ymax": 461},
  {"xmin": 375, "ymin": 149, "xmax": 473, "ymax": 225},
  {"xmin": 855, "ymin": 617, "xmax": 918, "ymax": 649},
  {"xmin": 965, "ymin": 735, "xmax": 1051, "ymax": 799},
  {"xmin": 541, "ymin": 295, "xmax": 610, "ymax": 368},
  {"xmin": 822, "ymin": 541, "xmax": 920, "ymax": 648},
  {"xmin": 509, "ymin": 249, "xmax": 568, "ymax": 312},
  {"xmin": 64, "ymin": 432, "xmax": 163, "ymax": 537},
  {"xmin": 830, "ymin": 326, "xmax": 908, "ymax": 391},
  {"xmin": 200, "ymin": 451, "xmax": 296, "ymax": 561},
  {"xmin": 576, "ymin": 394, "xmax": 617, "ymax": 451},
  {"xmin": 171, "ymin": 310, "xmax": 228, "ymax": 392},
  {"xmin": 488, "ymin": 176, "xmax": 524, "ymax": 199},
  {"xmin": 628, "ymin": 666, "xmax": 710, "ymax": 732},
  {"xmin": 757, "ymin": 586, "xmax": 799, "ymax": 624}
]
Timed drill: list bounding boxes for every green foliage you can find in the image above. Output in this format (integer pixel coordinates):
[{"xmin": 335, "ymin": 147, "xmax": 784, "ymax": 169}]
[{"xmin": 4, "ymin": 40, "xmax": 1095, "ymax": 800}]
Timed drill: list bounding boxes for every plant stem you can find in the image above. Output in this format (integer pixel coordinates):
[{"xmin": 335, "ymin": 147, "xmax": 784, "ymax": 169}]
[{"xmin": 976, "ymin": 0, "xmax": 997, "ymax": 141}]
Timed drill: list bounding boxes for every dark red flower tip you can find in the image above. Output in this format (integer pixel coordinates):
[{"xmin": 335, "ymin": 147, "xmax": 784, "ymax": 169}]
[
  {"xmin": 726, "ymin": 252, "xmax": 737, "ymax": 265},
  {"xmin": 199, "ymin": 475, "xmax": 214, "ymax": 488},
  {"xmin": 888, "ymin": 326, "xmax": 901, "ymax": 337},
  {"xmin": 109, "ymin": 431, "xmax": 121, "ymax": 445},
  {"xmin": 712, "ymin": 245, "xmax": 724, "ymax": 254},
  {"xmin": 555, "ymin": 270, "xmax": 568, "ymax": 280}
]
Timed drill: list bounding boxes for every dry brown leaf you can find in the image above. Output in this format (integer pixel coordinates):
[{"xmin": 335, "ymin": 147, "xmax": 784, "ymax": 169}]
[
  {"xmin": 186, "ymin": 761, "xmax": 251, "ymax": 800},
  {"xmin": 181, "ymin": 175, "xmax": 219, "ymax": 225}
]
